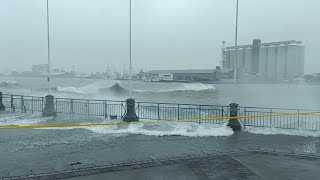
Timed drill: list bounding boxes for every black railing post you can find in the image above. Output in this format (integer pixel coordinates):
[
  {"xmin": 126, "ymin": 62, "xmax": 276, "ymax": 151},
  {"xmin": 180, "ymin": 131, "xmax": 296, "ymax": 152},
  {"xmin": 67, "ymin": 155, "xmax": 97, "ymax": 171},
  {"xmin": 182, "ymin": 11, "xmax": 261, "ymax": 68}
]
[
  {"xmin": 41, "ymin": 97, "xmax": 44, "ymax": 111},
  {"xmin": 42, "ymin": 95, "xmax": 57, "ymax": 117},
  {"xmin": 0, "ymin": 92, "xmax": 5, "ymax": 111},
  {"xmin": 86, "ymin": 100, "xmax": 89, "ymax": 115},
  {"xmin": 228, "ymin": 103, "xmax": 242, "ymax": 131},
  {"xmin": 177, "ymin": 104, "xmax": 180, "ymax": 120},
  {"xmin": 221, "ymin": 106, "xmax": 224, "ymax": 118},
  {"xmin": 123, "ymin": 98, "xmax": 139, "ymax": 122},
  {"xmin": 157, "ymin": 103, "xmax": 160, "ymax": 120},
  {"xmin": 199, "ymin": 105, "xmax": 202, "ymax": 124},
  {"xmin": 270, "ymin": 109, "xmax": 273, "ymax": 128},
  {"xmin": 244, "ymin": 107, "xmax": 247, "ymax": 129},
  {"xmin": 104, "ymin": 101, "xmax": 107, "ymax": 118},
  {"xmin": 31, "ymin": 97, "xmax": 34, "ymax": 114},
  {"xmin": 297, "ymin": 110, "xmax": 300, "ymax": 130},
  {"xmin": 137, "ymin": 102, "xmax": 140, "ymax": 119},
  {"xmin": 10, "ymin": 95, "xmax": 15, "ymax": 112},
  {"xmin": 20, "ymin": 96, "xmax": 24, "ymax": 112},
  {"xmin": 70, "ymin": 99, "xmax": 74, "ymax": 117},
  {"xmin": 55, "ymin": 98, "xmax": 58, "ymax": 113}
]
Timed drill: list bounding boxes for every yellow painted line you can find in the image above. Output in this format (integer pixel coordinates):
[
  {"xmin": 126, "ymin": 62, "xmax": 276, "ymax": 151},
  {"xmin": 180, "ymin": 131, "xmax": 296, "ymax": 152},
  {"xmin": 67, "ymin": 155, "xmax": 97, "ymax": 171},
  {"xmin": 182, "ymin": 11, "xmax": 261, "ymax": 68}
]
[{"xmin": 0, "ymin": 111, "xmax": 319, "ymax": 130}]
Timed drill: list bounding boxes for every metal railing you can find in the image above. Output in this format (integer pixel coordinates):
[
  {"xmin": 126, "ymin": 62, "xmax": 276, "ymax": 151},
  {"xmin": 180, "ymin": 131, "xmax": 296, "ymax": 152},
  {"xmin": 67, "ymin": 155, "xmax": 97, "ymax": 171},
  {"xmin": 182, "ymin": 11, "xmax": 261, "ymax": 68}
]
[
  {"xmin": 2, "ymin": 94, "xmax": 126, "ymax": 119},
  {"xmin": 240, "ymin": 107, "xmax": 320, "ymax": 131},
  {"xmin": 136, "ymin": 101, "xmax": 228, "ymax": 124},
  {"xmin": 1, "ymin": 93, "xmax": 320, "ymax": 131}
]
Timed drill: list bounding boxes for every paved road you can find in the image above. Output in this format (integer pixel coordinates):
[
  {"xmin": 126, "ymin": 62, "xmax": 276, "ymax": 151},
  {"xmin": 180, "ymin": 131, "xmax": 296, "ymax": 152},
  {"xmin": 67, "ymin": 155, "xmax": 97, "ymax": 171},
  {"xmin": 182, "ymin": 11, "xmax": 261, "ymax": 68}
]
[{"xmin": 0, "ymin": 125, "xmax": 319, "ymax": 179}]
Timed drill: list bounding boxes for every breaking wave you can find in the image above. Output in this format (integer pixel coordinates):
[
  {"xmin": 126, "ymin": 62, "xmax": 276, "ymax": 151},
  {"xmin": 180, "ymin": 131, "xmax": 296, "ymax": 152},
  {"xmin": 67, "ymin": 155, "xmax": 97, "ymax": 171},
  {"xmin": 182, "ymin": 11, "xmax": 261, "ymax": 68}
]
[
  {"xmin": 0, "ymin": 80, "xmax": 23, "ymax": 88},
  {"xmin": 136, "ymin": 83, "xmax": 215, "ymax": 93},
  {"xmin": 56, "ymin": 86, "xmax": 84, "ymax": 94},
  {"xmin": 55, "ymin": 81, "xmax": 215, "ymax": 98},
  {"xmin": 55, "ymin": 81, "xmax": 127, "ymax": 95},
  {"xmin": 84, "ymin": 122, "xmax": 233, "ymax": 137},
  {"xmin": 173, "ymin": 83, "xmax": 216, "ymax": 91},
  {"xmin": 98, "ymin": 82, "xmax": 129, "ymax": 95}
]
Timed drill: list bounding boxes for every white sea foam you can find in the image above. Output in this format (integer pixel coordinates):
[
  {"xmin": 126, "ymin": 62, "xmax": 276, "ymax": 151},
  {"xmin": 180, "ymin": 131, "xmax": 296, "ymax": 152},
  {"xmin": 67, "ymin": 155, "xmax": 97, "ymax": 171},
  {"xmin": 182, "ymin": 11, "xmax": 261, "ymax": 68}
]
[
  {"xmin": 0, "ymin": 114, "xmax": 52, "ymax": 126},
  {"xmin": 135, "ymin": 83, "xmax": 216, "ymax": 93},
  {"xmin": 161, "ymin": 83, "xmax": 216, "ymax": 92},
  {"xmin": 56, "ymin": 86, "xmax": 84, "ymax": 94},
  {"xmin": 79, "ymin": 80, "xmax": 117, "ymax": 94},
  {"xmin": 83, "ymin": 122, "xmax": 233, "ymax": 137},
  {"xmin": 0, "ymin": 80, "xmax": 23, "ymax": 87},
  {"xmin": 178, "ymin": 83, "xmax": 215, "ymax": 91},
  {"xmin": 245, "ymin": 126, "xmax": 320, "ymax": 137}
]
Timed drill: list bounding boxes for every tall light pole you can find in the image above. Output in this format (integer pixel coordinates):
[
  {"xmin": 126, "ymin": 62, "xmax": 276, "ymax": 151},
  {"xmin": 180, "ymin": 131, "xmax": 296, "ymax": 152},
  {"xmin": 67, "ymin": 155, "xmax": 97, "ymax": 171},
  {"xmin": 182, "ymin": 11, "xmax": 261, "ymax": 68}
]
[
  {"xmin": 123, "ymin": 0, "xmax": 138, "ymax": 122},
  {"xmin": 129, "ymin": 0, "xmax": 132, "ymax": 98},
  {"xmin": 233, "ymin": 0, "xmax": 239, "ymax": 100},
  {"xmin": 43, "ymin": 0, "xmax": 56, "ymax": 117},
  {"xmin": 46, "ymin": 0, "xmax": 52, "ymax": 95}
]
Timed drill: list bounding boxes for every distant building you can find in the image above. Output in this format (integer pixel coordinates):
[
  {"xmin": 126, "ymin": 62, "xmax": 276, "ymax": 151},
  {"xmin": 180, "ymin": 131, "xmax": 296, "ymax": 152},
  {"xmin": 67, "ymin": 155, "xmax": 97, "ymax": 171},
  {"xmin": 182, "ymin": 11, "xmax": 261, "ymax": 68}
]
[
  {"xmin": 222, "ymin": 39, "xmax": 305, "ymax": 81},
  {"xmin": 146, "ymin": 67, "xmax": 221, "ymax": 82},
  {"xmin": 32, "ymin": 64, "xmax": 49, "ymax": 74}
]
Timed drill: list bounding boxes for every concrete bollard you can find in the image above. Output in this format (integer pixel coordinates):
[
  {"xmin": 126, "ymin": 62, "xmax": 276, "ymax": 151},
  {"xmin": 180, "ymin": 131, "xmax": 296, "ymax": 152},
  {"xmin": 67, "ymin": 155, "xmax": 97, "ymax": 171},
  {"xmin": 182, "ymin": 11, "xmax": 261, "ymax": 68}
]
[
  {"xmin": 123, "ymin": 98, "xmax": 139, "ymax": 122},
  {"xmin": 228, "ymin": 103, "xmax": 242, "ymax": 131},
  {"xmin": 42, "ymin": 95, "xmax": 57, "ymax": 117},
  {"xmin": 0, "ymin": 92, "xmax": 5, "ymax": 111}
]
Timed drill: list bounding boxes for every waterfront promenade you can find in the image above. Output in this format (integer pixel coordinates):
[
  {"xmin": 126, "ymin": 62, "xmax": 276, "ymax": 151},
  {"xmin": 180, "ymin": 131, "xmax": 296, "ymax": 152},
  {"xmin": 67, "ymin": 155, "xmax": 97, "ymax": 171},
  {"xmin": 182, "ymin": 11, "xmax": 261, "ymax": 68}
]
[{"xmin": 0, "ymin": 126, "xmax": 319, "ymax": 179}]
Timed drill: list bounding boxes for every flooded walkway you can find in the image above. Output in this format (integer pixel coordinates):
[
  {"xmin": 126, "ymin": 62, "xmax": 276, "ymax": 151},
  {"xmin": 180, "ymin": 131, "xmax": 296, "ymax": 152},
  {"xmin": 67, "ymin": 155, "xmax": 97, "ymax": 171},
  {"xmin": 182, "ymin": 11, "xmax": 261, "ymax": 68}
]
[{"xmin": 0, "ymin": 126, "xmax": 319, "ymax": 179}]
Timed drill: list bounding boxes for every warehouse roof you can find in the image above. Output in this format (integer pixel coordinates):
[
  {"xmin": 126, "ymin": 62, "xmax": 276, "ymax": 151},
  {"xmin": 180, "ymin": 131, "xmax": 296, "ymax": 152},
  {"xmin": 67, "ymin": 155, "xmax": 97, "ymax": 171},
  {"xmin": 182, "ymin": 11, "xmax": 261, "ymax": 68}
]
[{"xmin": 147, "ymin": 69, "xmax": 214, "ymax": 74}]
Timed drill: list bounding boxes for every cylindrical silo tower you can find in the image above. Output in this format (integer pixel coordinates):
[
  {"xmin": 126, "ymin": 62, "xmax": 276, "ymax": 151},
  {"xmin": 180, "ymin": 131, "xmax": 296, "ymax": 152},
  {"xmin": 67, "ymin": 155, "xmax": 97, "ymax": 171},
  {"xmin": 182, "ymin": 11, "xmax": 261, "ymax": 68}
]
[
  {"xmin": 252, "ymin": 39, "xmax": 261, "ymax": 73},
  {"xmin": 258, "ymin": 46, "xmax": 268, "ymax": 79},
  {"xmin": 229, "ymin": 49, "xmax": 236, "ymax": 70},
  {"xmin": 244, "ymin": 47, "xmax": 252, "ymax": 73},
  {"xmin": 276, "ymin": 44, "xmax": 287, "ymax": 80},
  {"xmin": 267, "ymin": 45, "xmax": 277, "ymax": 80},
  {"xmin": 298, "ymin": 44, "xmax": 305, "ymax": 77},
  {"xmin": 237, "ymin": 48, "xmax": 245, "ymax": 70},
  {"xmin": 222, "ymin": 49, "xmax": 230, "ymax": 71},
  {"xmin": 286, "ymin": 43, "xmax": 300, "ymax": 79}
]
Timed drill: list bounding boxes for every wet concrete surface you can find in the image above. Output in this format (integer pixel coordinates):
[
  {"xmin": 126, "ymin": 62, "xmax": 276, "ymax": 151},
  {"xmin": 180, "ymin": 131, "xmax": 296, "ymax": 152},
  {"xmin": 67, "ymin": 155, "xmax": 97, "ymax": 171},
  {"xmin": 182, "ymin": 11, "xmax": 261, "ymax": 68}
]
[
  {"xmin": 64, "ymin": 154, "xmax": 262, "ymax": 180},
  {"xmin": 235, "ymin": 153, "xmax": 320, "ymax": 180},
  {"xmin": 0, "ymin": 127, "xmax": 319, "ymax": 179}
]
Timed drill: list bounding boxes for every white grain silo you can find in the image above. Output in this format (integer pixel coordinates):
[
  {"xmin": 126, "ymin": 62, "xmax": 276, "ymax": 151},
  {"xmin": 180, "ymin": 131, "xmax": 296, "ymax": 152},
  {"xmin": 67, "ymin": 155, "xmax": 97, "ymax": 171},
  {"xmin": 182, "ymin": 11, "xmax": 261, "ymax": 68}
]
[
  {"xmin": 222, "ymin": 49, "xmax": 230, "ymax": 71},
  {"xmin": 229, "ymin": 49, "xmax": 236, "ymax": 70},
  {"xmin": 276, "ymin": 44, "xmax": 287, "ymax": 80},
  {"xmin": 286, "ymin": 43, "xmax": 300, "ymax": 79},
  {"xmin": 244, "ymin": 47, "xmax": 252, "ymax": 72},
  {"xmin": 258, "ymin": 46, "xmax": 268, "ymax": 79},
  {"xmin": 267, "ymin": 45, "xmax": 277, "ymax": 80},
  {"xmin": 237, "ymin": 48, "xmax": 245, "ymax": 69},
  {"xmin": 298, "ymin": 44, "xmax": 305, "ymax": 77}
]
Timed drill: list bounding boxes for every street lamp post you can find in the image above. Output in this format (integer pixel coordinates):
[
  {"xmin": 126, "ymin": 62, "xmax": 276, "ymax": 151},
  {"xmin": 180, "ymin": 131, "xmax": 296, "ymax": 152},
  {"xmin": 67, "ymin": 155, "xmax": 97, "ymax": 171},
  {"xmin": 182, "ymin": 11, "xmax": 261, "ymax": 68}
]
[
  {"xmin": 123, "ymin": 0, "xmax": 139, "ymax": 122},
  {"xmin": 233, "ymin": 0, "xmax": 239, "ymax": 100},
  {"xmin": 42, "ymin": 0, "xmax": 56, "ymax": 117},
  {"xmin": 129, "ymin": 0, "xmax": 132, "ymax": 98},
  {"xmin": 46, "ymin": 0, "xmax": 52, "ymax": 95}
]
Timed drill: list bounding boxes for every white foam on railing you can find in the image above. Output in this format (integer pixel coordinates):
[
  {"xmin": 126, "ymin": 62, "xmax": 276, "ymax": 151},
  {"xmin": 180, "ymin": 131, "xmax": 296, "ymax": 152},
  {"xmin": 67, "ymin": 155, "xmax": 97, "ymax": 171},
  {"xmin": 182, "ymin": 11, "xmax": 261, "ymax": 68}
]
[
  {"xmin": 245, "ymin": 126, "xmax": 320, "ymax": 137},
  {"xmin": 83, "ymin": 122, "xmax": 233, "ymax": 137}
]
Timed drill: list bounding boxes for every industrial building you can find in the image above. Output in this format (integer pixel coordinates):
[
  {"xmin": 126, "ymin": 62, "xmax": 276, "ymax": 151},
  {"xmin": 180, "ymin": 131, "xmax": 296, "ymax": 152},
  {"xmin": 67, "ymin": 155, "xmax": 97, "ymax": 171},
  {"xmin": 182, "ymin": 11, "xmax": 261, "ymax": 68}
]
[
  {"xmin": 222, "ymin": 39, "xmax": 305, "ymax": 81},
  {"xmin": 146, "ymin": 67, "xmax": 221, "ymax": 82},
  {"xmin": 32, "ymin": 64, "xmax": 49, "ymax": 74}
]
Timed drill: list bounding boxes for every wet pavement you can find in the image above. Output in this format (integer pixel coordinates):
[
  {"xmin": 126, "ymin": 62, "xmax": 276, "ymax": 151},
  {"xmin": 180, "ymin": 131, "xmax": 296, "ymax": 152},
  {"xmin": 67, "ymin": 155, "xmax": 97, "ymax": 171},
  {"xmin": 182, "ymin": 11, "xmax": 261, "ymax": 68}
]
[{"xmin": 0, "ymin": 125, "xmax": 320, "ymax": 179}]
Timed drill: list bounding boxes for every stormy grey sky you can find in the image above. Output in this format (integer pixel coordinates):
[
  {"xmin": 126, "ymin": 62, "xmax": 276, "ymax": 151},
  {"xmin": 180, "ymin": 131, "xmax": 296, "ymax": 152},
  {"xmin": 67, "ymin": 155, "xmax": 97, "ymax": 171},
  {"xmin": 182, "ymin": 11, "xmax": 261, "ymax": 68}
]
[{"xmin": 0, "ymin": 0, "xmax": 319, "ymax": 73}]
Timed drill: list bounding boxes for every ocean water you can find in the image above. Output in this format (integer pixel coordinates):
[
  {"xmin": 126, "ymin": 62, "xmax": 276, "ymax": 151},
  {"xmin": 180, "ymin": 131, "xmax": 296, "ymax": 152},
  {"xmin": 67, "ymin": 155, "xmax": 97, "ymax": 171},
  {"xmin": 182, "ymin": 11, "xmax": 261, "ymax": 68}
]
[{"xmin": 1, "ymin": 76, "xmax": 319, "ymax": 109}]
